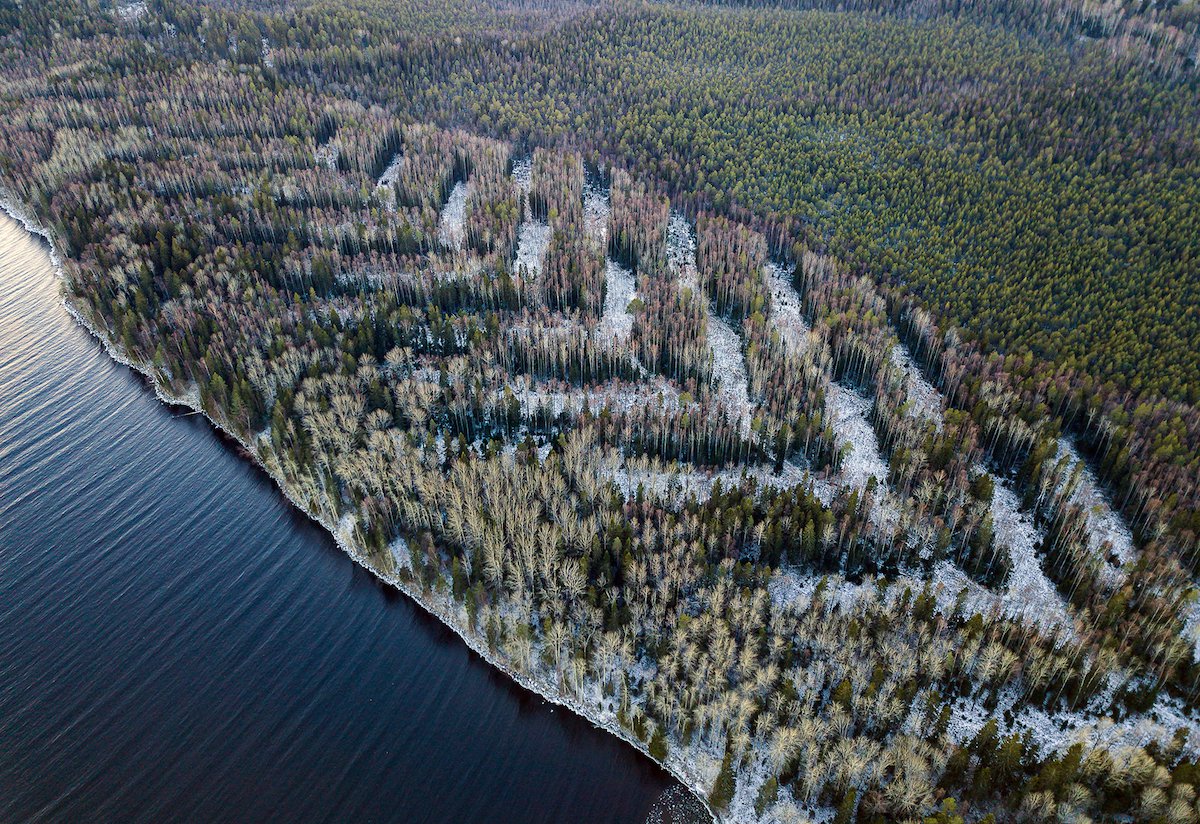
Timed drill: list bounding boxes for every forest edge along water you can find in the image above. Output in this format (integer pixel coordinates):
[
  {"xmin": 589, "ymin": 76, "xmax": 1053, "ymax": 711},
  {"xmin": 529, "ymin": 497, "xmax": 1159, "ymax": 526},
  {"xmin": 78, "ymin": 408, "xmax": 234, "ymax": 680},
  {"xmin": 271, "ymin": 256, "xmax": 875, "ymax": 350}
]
[{"xmin": 0, "ymin": 207, "xmax": 710, "ymax": 823}]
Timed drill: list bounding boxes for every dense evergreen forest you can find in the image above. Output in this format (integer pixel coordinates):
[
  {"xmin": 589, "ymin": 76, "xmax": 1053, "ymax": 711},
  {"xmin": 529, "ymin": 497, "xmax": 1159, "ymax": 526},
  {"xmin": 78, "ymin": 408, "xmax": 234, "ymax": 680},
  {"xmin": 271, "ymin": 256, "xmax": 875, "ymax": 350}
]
[{"xmin": 1, "ymin": 0, "xmax": 1198, "ymax": 821}]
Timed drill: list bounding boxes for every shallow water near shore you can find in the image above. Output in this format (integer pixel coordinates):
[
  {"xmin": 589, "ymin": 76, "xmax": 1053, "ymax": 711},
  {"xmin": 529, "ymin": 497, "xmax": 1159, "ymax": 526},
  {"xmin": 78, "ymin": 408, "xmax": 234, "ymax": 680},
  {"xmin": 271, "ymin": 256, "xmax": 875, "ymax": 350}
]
[{"xmin": 0, "ymin": 212, "xmax": 700, "ymax": 822}]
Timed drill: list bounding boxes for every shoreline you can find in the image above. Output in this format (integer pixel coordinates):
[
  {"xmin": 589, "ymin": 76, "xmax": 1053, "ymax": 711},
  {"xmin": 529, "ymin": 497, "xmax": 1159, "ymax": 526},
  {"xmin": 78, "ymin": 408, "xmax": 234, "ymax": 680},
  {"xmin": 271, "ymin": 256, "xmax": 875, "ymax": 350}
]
[{"xmin": 0, "ymin": 197, "xmax": 719, "ymax": 823}]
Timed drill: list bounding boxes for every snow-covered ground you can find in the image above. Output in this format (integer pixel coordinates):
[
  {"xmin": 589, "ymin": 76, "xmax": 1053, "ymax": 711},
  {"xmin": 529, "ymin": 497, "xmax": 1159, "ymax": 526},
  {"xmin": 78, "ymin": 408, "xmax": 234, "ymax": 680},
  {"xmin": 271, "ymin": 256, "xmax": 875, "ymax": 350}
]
[
  {"xmin": 314, "ymin": 142, "xmax": 339, "ymax": 170},
  {"xmin": 665, "ymin": 210, "xmax": 752, "ymax": 437},
  {"xmin": 376, "ymin": 154, "xmax": 403, "ymax": 189},
  {"xmin": 375, "ymin": 154, "xmax": 403, "ymax": 211},
  {"xmin": 583, "ymin": 178, "xmax": 609, "ymax": 252},
  {"xmin": 926, "ymin": 559, "xmax": 1075, "ymax": 643},
  {"xmin": 437, "ymin": 180, "xmax": 469, "ymax": 251},
  {"xmin": 881, "ymin": 348, "xmax": 1128, "ymax": 646},
  {"xmin": 826, "ymin": 384, "xmax": 899, "ymax": 531},
  {"xmin": 598, "ymin": 260, "xmax": 637, "ymax": 344},
  {"xmin": 511, "ymin": 375, "xmax": 682, "ymax": 419},
  {"xmin": 389, "ymin": 536, "xmax": 413, "ymax": 573},
  {"xmin": 1055, "ymin": 437, "xmax": 1137, "ymax": 584},
  {"xmin": 429, "ymin": 257, "xmax": 483, "ymax": 285},
  {"xmin": 1184, "ymin": 596, "xmax": 1200, "ymax": 663},
  {"xmin": 1025, "ymin": 694, "xmax": 1199, "ymax": 759},
  {"xmin": 507, "ymin": 313, "xmax": 582, "ymax": 340},
  {"xmin": 707, "ymin": 315, "xmax": 753, "ymax": 437},
  {"xmin": 988, "ymin": 475, "xmax": 1077, "ymax": 637},
  {"xmin": 827, "ymin": 384, "xmax": 888, "ymax": 493},
  {"xmin": 117, "ymin": 1, "xmax": 148, "ymax": 22},
  {"xmin": 765, "ymin": 261, "xmax": 809, "ymax": 356},
  {"xmin": 890, "ymin": 343, "xmax": 943, "ymax": 430},
  {"xmin": 725, "ymin": 754, "xmax": 779, "ymax": 824},
  {"xmin": 667, "ymin": 210, "xmax": 699, "ymax": 292},
  {"xmin": 772, "ymin": 569, "xmax": 1200, "ymax": 762},
  {"xmin": 511, "ymin": 157, "xmax": 552, "ymax": 280},
  {"xmin": 610, "ymin": 459, "xmax": 818, "ymax": 509},
  {"xmin": 514, "ymin": 220, "xmax": 550, "ymax": 279},
  {"xmin": 511, "ymin": 156, "xmax": 532, "ymax": 195},
  {"xmin": 769, "ymin": 569, "xmax": 895, "ymax": 615},
  {"xmin": 943, "ymin": 682, "xmax": 1199, "ymax": 761}
]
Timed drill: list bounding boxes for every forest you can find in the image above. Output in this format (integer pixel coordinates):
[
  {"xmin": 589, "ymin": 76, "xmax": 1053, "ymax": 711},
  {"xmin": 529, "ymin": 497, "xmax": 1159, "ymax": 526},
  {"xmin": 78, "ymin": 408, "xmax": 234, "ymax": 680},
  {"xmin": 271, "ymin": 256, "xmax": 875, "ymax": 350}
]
[{"xmin": 0, "ymin": 0, "xmax": 1198, "ymax": 822}]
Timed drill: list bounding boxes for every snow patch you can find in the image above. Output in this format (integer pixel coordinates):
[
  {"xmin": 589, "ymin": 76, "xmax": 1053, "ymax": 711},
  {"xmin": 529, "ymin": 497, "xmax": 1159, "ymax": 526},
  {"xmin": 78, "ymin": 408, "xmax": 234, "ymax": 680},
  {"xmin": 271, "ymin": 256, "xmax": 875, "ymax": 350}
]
[
  {"xmin": 1055, "ymin": 437, "xmax": 1137, "ymax": 583},
  {"xmin": 510, "ymin": 156, "xmax": 532, "ymax": 195},
  {"xmin": 944, "ymin": 685, "xmax": 1200, "ymax": 760},
  {"xmin": 117, "ymin": 1, "xmax": 147, "ymax": 22},
  {"xmin": 599, "ymin": 259, "xmax": 637, "ymax": 344},
  {"xmin": 376, "ymin": 154, "xmax": 403, "ymax": 189},
  {"xmin": 583, "ymin": 178, "xmax": 609, "ymax": 252},
  {"xmin": 389, "ymin": 537, "xmax": 412, "ymax": 572},
  {"xmin": 927, "ymin": 560, "xmax": 1072, "ymax": 645},
  {"xmin": 663, "ymin": 209, "xmax": 750, "ymax": 433},
  {"xmin": 514, "ymin": 220, "xmax": 550, "ymax": 279},
  {"xmin": 826, "ymin": 384, "xmax": 900, "ymax": 532},
  {"xmin": 610, "ymin": 460, "xmax": 816, "ymax": 510},
  {"xmin": 437, "ymin": 180, "xmax": 469, "ymax": 251},
  {"xmin": 989, "ymin": 475, "xmax": 1077, "ymax": 638},
  {"xmin": 511, "ymin": 376, "xmax": 682, "ymax": 419},
  {"xmin": 1182, "ymin": 593, "xmax": 1200, "ymax": 663},
  {"xmin": 314, "ymin": 143, "xmax": 339, "ymax": 171},
  {"xmin": 725, "ymin": 754, "xmax": 777, "ymax": 824},
  {"xmin": 375, "ymin": 154, "xmax": 404, "ymax": 211},
  {"xmin": 765, "ymin": 261, "xmax": 810, "ymax": 357},
  {"xmin": 707, "ymin": 314, "xmax": 752, "ymax": 437},
  {"xmin": 667, "ymin": 210, "xmax": 699, "ymax": 292},
  {"xmin": 769, "ymin": 569, "xmax": 884, "ymax": 615},
  {"xmin": 890, "ymin": 343, "xmax": 943, "ymax": 431},
  {"xmin": 827, "ymin": 384, "xmax": 887, "ymax": 493}
]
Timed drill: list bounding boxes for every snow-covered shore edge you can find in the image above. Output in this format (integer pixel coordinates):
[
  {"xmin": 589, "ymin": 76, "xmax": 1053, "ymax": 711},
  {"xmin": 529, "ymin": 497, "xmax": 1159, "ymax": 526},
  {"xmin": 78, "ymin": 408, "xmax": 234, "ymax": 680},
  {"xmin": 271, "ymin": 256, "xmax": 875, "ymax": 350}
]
[{"xmin": 0, "ymin": 196, "xmax": 719, "ymax": 823}]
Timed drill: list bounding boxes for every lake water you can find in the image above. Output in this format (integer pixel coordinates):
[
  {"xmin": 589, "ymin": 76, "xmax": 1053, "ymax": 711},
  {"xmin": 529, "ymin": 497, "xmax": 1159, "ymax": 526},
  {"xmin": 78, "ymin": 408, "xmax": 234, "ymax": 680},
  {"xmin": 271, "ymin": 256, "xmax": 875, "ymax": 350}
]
[{"xmin": 0, "ymin": 213, "xmax": 704, "ymax": 823}]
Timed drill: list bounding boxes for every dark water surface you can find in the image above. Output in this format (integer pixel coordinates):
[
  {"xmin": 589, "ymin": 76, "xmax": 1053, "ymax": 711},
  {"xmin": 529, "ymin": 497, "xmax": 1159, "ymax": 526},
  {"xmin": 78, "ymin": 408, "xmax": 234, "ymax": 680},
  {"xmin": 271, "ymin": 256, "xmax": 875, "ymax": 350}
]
[{"xmin": 0, "ymin": 213, "xmax": 702, "ymax": 823}]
